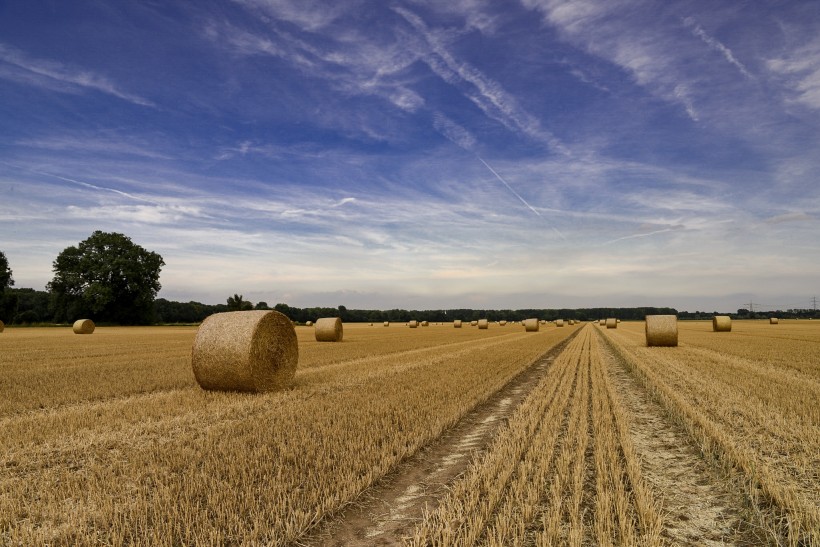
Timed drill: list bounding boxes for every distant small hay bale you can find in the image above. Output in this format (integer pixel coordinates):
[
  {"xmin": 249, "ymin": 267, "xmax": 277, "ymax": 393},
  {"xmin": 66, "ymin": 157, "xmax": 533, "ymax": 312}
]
[
  {"xmin": 409, "ymin": 320, "xmax": 418, "ymax": 328},
  {"xmin": 524, "ymin": 318, "xmax": 540, "ymax": 332},
  {"xmin": 421, "ymin": 321, "xmax": 429, "ymax": 327},
  {"xmin": 555, "ymin": 319, "xmax": 564, "ymax": 327},
  {"xmin": 470, "ymin": 320, "xmax": 478, "ymax": 326},
  {"xmin": 305, "ymin": 321, "xmax": 314, "ymax": 327},
  {"xmin": 369, "ymin": 322, "xmax": 373, "ymax": 326},
  {"xmin": 384, "ymin": 321, "xmax": 389, "ymax": 327},
  {"xmin": 191, "ymin": 310, "xmax": 297, "ymax": 392},
  {"xmin": 315, "ymin": 317, "xmax": 343, "ymax": 342},
  {"xmin": 478, "ymin": 319, "xmax": 489, "ymax": 329},
  {"xmin": 499, "ymin": 320, "xmax": 507, "ymax": 326},
  {"xmin": 770, "ymin": 317, "xmax": 779, "ymax": 324},
  {"xmin": 454, "ymin": 320, "xmax": 462, "ymax": 328},
  {"xmin": 0, "ymin": 319, "xmax": 4, "ymax": 333},
  {"xmin": 712, "ymin": 316, "xmax": 732, "ymax": 332},
  {"xmin": 606, "ymin": 318, "xmax": 617, "ymax": 329},
  {"xmin": 645, "ymin": 315, "xmax": 678, "ymax": 347},
  {"xmin": 73, "ymin": 319, "xmax": 95, "ymax": 334},
  {"xmin": 599, "ymin": 319, "xmax": 605, "ymax": 326},
  {"xmin": 617, "ymin": 319, "xmax": 621, "ymax": 323}
]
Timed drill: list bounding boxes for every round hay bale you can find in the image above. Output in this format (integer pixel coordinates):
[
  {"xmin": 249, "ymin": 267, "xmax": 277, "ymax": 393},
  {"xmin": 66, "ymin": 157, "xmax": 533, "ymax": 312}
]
[
  {"xmin": 409, "ymin": 320, "xmax": 418, "ymax": 328},
  {"xmin": 384, "ymin": 321, "xmax": 389, "ymax": 327},
  {"xmin": 645, "ymin": 315, "xmax": 678, "ymax": 347},
  {"xmin": 524, "ymin": 318, "xmax": 540, "ymax": 332},
  {"xmin": 478, "ymin": 319, "xmax": 489, "ymax": 329},
  {"xmin": 555, "ymin": 319, "xmax": 564, "ymax": 327},
  {"xmin": 499, "ymin": 320, "xmax": 507, "ymax": 326},
  {"xmin": 712, "ymin": 316, "xmax": 731, "ymax": 332},
  {"xmin": 453, "ymin": 320, "xmax": 462, "ymax": 328},
  {"xmin": 616, "ymin": 319, "xmax": 621, "ymax": 323},
  {"xmin": 369, "ymin": 322, "xmax": 373, "ymax": 326},
  {"xmin": 73, "ymin": 319, "xmax": 95, "ymax": 334},
  {"xmin": 315, "ymin": 317, "xmax": 343, "ymax": 342},
  {"xmin": 770, "ymin": 317, "xmax": 779, "ymax": 324},
  {"xmin": 0, "ymin": 319, "xmax": 4, "ymax": 333},
  {"xmin": 470, "ymin": 320, "xmax": 478, "ymax": 326},
  {"xmin": 305, "ymin": 321, "xmax": 313, "ymax": 327},
  {"xmin": 421, "ymin": 320, "xmax": 429, "ymax": 327},
  {"xmin": 606, "ymin": 318, "xmax": 617, "ymax": 329},
  {"xmin": 599, "ymin": 319, "xmax": 605, "ymax": 326},
  {"xmin": 191, "ymin": 310, "xmax": 297, "ymax": 392}
]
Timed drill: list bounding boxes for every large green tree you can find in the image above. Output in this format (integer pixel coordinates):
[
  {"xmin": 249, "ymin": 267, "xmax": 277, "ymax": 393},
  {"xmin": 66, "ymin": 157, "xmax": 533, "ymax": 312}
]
[
  {"xmin": 47, "ymin": 231, "xmax": 164, "ymax": 325},
  {"xmin": 0, "ymin": 250, "xmax": 15, "ymax": 322}
]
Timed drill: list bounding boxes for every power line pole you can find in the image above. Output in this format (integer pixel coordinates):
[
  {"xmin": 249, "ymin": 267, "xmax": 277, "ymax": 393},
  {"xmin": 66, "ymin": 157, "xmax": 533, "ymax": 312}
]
[{"xmin": 812, "ymin": 296, "xmax": 818, "ymax": 312}]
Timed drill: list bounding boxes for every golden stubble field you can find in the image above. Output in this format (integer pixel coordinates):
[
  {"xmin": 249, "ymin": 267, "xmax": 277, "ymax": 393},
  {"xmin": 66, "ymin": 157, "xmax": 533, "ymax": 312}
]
[{"xmin": 1, "ymin": 319, "xmax": 819, "ymax": 545}]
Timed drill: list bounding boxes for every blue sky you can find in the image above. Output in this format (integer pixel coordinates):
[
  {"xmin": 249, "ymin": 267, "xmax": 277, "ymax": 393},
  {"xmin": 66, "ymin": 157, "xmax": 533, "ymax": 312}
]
[{"xmin": 1, "ymin": 0, "xmax": 819, "ymax": 312}]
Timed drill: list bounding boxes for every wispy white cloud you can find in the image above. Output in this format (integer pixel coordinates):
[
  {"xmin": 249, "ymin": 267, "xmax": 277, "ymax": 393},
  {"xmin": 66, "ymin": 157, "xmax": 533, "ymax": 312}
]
[
  {"xmin": 683, "ymin": 17, "xmax": 751, "ymax": 78},
  {"xmin": 231, "ymin": 0, "xmax": 358, "ymax": 31},
  {"xmin": 432, "ymin": 112, "xmax": 477, "ymax": 150},
  {"xmin": 766, "ymin": 36, "xmax": 820, "ymax": 111},
  {"xmin": 0, "ymin": 43, "xmax": 154, "ymax": 107}
]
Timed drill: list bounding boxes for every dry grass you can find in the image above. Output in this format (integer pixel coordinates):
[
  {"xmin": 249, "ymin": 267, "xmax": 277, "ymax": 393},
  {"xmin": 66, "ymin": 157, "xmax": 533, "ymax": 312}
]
[
  {"xmin": 600, "ymin": 320, "xmax": 820, "ymax": 544},
  {"xmin": 191, "ymin": 310, "xmax": 298, "ymax": 392},
  {"xmin": 0, "ymin": 323, "xmax": 572, "ymax": 545}
]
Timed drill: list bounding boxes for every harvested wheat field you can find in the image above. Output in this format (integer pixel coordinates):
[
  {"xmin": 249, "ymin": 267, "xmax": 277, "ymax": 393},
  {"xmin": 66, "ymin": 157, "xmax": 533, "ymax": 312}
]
[{"xmin": 1, "ymin": 320, "xmax": 818, "ymax": 545}]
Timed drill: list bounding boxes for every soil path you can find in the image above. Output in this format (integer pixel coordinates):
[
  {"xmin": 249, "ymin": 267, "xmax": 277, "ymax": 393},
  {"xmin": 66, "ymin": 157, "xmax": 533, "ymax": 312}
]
[
  {"xmin": 598, "ymin": 334, "xmax": 760, "ymax": 545},
  {"xmin": 303, "ymin": 332, "xmax": 579, "ymax": 547}
]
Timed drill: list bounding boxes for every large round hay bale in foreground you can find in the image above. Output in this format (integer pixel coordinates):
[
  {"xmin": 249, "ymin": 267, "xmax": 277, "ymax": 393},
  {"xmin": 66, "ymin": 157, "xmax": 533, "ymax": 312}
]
[
  {"xmin": 606, "ymin": 318, "xmax": 617, "ymax": 329},
  {"xmin": 555, "ymin": 319, "xmax": 564, "ymax": 327},
  {"xmin": 770, "ymin": 317, "xmax": 779, "ymax": 324},
  {"xmin": 191, "ymin": 310, "xmax": 297, "ymax": 392},
  {"xmin": 453, "ymin": 320, "xmax": 462, "ymax": 328},
  {"xmin": 409, "ymin": 320, "xmax": 418, "ymax": 328},
  {"xmin": 315, "ymin": 317, "xmax": 343, "ymax": 342},
  {"xmin": 524, "ymin": 318, "xmax": 540, "ymax": 332},
  {"xmin": 645, "ymin": 315, "xmax": 678, "ymax": 347},
  {"xmin": 73, "ymin": 319, "xmax": 95, "ymax": 334},
  {"xmin": 478, "ymin": 319, "xmax": 488, "ymax": 329},
  {"xmin": 712, "ymin": 316, "xmax": 731, "ymax": 332}
]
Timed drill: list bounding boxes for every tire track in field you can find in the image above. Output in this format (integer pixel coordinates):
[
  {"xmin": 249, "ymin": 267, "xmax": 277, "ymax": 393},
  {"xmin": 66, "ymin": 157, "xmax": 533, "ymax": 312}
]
[
  {"xmin": 598, "ymin": 333, "xmax": 761, "ymax": 546},
  {"xmin": 302, "ymin": 330, "xmax": 582, "ymax": 547}
]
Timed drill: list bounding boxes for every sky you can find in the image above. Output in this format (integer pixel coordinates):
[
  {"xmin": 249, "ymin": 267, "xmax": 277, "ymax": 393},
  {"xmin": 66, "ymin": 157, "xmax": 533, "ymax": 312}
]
[{"xmin": 1, "ymin": 0, "xmax": 819, "ymax": 312}]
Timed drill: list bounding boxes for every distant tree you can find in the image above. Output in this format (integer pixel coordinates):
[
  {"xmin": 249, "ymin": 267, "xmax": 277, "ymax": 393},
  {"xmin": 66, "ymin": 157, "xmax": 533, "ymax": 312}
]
[
  {"xmin": 0, "ymin": 250, "xmax": 12, "ymax": 290},
  {"xmin": 254, "ymin": 301, "xmax": 270, "ymax": 310},
  {"xmin": 0, "ymin": 250, "xmax": 16, "ymax": 322},
  {"xmin": 47, "ymin": 231, "xmax": 164, "ymax": 325},
  {"xmin": 227, "ymin": 294, "xmax": 253, "ymax": 311}
]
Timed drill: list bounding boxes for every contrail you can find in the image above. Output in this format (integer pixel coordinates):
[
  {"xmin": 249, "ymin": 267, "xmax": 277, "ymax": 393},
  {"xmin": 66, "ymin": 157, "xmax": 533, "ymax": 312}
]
[
  {"xmin": 478, "ymin": 156, "xmax": 566, "ymax": 240},
  {"xmin": 601, "ymin": 228, "xmax": 676, "ymax": 246}
]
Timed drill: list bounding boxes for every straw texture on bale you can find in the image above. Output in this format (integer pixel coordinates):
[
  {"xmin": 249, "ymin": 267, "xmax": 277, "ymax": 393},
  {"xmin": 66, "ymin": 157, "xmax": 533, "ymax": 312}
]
[
  {"xmin": 524, "ymin": 318, "xmax": 540, "ymax": 332},
  {"xmin": 315, "ymin": 317, "xmax": 343, "ymax": 342},
  {"xmin": 499, "ymin": 320, "xmax": 507, "ymax": 326},
  {"xmin": 606, "ymin": 318, "xmax": 617, "ymax": 329},
  {"xmin": 770, "ymin": 317, "xmax": 779, "ymax": 324},
  {"xmin": 470, "ymin": 320, "xmax": 478, "ymax": 326},
  {"xmin": 384, "ymin": 321, "xmax": 389, "ymax": 326},
  {"xmin": 73, "ymin": 319, "xmax": 95, "ymax": 334},
  {"xmin": 0, "ymin": 319, "xmax": 4, "ymax": 333},
  {"xmin": 453, "ymin": 320, "xmax": 462, "ymax": 328},
  {"xmin": 645, "ymin": 315, "xmax": 678, "ymax": 347},
  {"xmin": 409, "ymin": 320, "xmax": 418, "ymax": 328},
  {"xmin": 191, "ymin": 310, "xmax": 298, "ymax": 392},
  {"xmin": 555, "ymin": 319, "xmax": 564, "ymax": 327},
  {"xmin": 712, "ymin": 316, "xmax": 732, "ymax": 332},
  {"xmin": 478, "ymin": 319, "xmax": 488, "ymax": 329}
]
